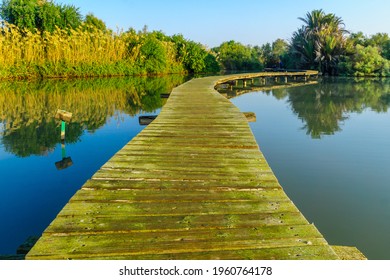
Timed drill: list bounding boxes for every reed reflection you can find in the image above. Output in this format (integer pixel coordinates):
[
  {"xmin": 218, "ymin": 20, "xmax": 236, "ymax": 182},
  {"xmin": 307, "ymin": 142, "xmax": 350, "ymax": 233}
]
[{"xmin": 0, "ymin": 75, "xmax": 187, "ymax": 157}]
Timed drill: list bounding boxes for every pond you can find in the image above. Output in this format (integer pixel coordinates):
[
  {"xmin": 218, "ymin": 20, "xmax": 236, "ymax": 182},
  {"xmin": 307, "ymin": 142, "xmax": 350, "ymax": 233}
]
[
  {"xmin": 228, "ymin": 77, "xmax": 390, "ymax": 260},
  {"xmin": 1, "ymin": 75, "xmax": 389, "ymax": 260},
  {"xmin": 0, "ymin": 75, "xmax": 188, "ymax": 256}
]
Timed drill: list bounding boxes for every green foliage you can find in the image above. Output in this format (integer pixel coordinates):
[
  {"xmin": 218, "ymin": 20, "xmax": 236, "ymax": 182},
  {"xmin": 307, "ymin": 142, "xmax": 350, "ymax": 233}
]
[
  {"xmin": 0, "ymin": 0, "xmax": 82, "ymax": 32},
  {"xmin": 204, "ymin": 52, "xmax": 220, "ymax": 73},
  {"xmin": 4, "ymin": 2, "xmax": 388, "ymax": 78},
  {"xmin": 339, "ymin": 45, "xmax": 390, "ymax": 76},
  {"xmin": 0, "ymin": 0, "xmax": 219, "ymax": 77},
  {"xmin": 341, "ymin": 32, "xmax": 390, "ymax": 76},
  {"xmin": 213, "ymin": 40, "xmax": 262, "ymax": 71},
  {"xmin": 182, "ymin": 41, "xmax": 206, "ymax": 73},
  {"xmin": 346, "ymin": 32, "xmax": 390, "ymax": 60},
  {"xmin": 0, "ymin": 0, "xmax": 37, "ymax": 31},
  {"xmin": 289, "ymin": 11, "xmax": 390, "ymax": 76},
  {"xmin": 137, "ymin": 34, "xmax": 168, "ymax": 74},
  {"xmin": 171, "ymin": 34, "xmax": 219, "ymax": 73},
  {"xmin": 58, "ymin": 3, "xmax": 82, "ymax": 30},
  {"xmin": 0, "ymin": 16, "xmax": 218, "ymax": 78},
  {"xmin": 259, "ymin": 39, "xmax": 288, "ymax": 68},
  {"xmin": 290, "ymin": 9, "xmax": 347, "ymax": 74},
  {"xmin": 35, "ymin": 1, "xmax": 61, "ymax": 33},
  {"xmin": 383, "ymin": 41, "xmax": 390, "ymax": 60}
]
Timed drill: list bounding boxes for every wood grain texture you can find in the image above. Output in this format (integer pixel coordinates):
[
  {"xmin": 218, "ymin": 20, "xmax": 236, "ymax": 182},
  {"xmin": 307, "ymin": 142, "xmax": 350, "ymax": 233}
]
[{"xmin": 26, "ymin": 73, "xmax": 363, "ymax": 260}]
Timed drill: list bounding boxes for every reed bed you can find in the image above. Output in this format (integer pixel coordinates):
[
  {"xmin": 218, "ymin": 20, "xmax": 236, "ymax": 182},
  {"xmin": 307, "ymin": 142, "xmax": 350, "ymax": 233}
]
[{"xmin": 0, "ymin": 22, "xmax": 184, "ymax": 79}]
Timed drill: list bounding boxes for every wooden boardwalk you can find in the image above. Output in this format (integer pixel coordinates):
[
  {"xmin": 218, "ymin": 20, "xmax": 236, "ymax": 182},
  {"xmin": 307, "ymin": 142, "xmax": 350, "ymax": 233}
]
[{"xmin": 26, "ymin": 74, "xmax": 365, "ymax": 260}]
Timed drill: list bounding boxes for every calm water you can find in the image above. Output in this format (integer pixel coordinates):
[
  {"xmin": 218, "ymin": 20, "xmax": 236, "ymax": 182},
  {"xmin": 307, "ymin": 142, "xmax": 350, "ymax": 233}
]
[
  {"xmin": 229, "ymin": 78, "xmax": 390, "ymax": 260},
  {"xmin": 0, "ymin": 75, "xmax": 187, "ymax": 256},
  {"xmin": 1, "ymin": 76, "xmax": 389, "ymax": 260}
]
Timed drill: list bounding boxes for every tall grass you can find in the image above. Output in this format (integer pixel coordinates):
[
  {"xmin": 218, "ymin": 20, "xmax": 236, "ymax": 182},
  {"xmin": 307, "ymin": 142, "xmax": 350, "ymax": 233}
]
[{"xmin": 0, "ymin": 21, "xmax": 187, "ymax": 79}]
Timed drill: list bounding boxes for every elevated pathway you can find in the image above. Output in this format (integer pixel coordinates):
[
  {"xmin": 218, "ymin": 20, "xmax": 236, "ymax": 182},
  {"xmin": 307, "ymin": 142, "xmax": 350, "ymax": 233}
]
[{"xmin": 27, "ymin": 74, "xmax": 365, "ymax": 260}]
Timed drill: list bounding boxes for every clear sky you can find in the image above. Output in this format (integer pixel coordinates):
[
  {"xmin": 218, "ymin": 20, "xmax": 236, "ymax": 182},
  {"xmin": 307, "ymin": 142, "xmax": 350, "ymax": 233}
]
[{"xmin": 59, "ymin": 0, "xmax": 390, "ymax": 48}]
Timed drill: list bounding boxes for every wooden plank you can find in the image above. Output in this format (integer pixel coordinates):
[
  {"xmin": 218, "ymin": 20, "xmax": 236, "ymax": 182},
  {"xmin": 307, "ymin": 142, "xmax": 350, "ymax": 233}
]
[
  {"xmin": 26, "ymin": 73, "xmax": 362, "ymax": 260},
  {"xmin": 29, "ymin": 230, "xmax": 328, "ymax": 259},
  {"xmin": 44, "ymin": 212, "xmax": 309, "ymax": 233},
  {"xmin": 331, "ymin": 246, "xmax": 367, "ymax": 260},
  {"xmin": 56, "ymin": 200, "xmax": 300, "ymax": 217},
  {"xmin": 74, "ymin": 246, "xmax": 338, "ymax": 260},
  {"xmin": 70, "ymin": 188, "xmax": 291, "ymax": 202},
  {"xmin": 81, "ymin": 178, "xmax": 282, "ymax": 190}
]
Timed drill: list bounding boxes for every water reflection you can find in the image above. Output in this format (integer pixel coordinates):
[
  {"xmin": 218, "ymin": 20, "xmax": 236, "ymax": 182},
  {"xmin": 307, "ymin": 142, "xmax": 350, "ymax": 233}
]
[
  {"xmin": 228, "ymin": 78, "xmax": 390, "ymax": 259},
  {"xmin": 0, "ymin": 75, "xmax": 186, "ymax": 157},
  {"xmin": 224, "ymin": 78, "xmax": 390, "ymax": 138},
  {"xmin": 0, "ymin": 75, "xmax": 187, "ymax": 257},
  {"xmin": 285, "ymin": 78, "xmax": 390, "ymax": 138},
  {"xmin": 54, "ymin": 140, "xmax": 73, "ymax": 170}
]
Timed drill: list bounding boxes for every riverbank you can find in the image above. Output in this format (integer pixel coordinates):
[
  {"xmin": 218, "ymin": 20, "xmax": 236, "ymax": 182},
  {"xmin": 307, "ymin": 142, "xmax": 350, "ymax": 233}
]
[{"xmin": 0, "ymin": 23, "xmax": 220, "ymax": 80}]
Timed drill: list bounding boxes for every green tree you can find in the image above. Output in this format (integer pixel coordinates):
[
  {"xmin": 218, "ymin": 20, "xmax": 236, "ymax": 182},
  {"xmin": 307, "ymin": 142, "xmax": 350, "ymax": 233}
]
[
  {"xmin": 0, "ymin": 0, "xmax": 37, "ymax": 31},
  {"xmin": 35, "ymin": 0, "xmax": 61, "ymax": 33},
  {"xmin": 214, "ymin": 40, "xmax": 262, "ymax": 71},
  {"xmin": 366, "ymin": 33, "xmax": 390, "ymax": 59},
  {"xmin": 138, "ymin": 34, "xmax": 168, "ymax": 74},
  {"xmin": 204, "ymin": 52, "xmax": 220, "ymax": 73},
  {"xmin": 260, "ymin": 43, "xmax": 273, "ymax": 67},
  {"xmin": 339, "ymin": 44, "xmax": 389, "ymax": 76},
  {"xmin": 0, "ymin": 0, "xmax": 82, "ymax": 32},
  {"xmin": 383, "ymin": 41, "xmax": 390, "ymax": 60},
  {"xmin": 290, "ymin": 26, "xmax": 316, "ymax": 69},
  {"xmin": 290, "ymin": 9, "xmax": 347, "ymax": 74},
  {"xmin": 182, "ymin": 41, "xmax": 206, "ymax": 73},
  {"xmin": 84, "ymin": 13, "xmax": 108, "ymax": 32},
  {"xmin": 262, "ymin": 39, "xmax": 288, "ymax": 68},
  {"xmin": 57, "ymin": 3, "xmax": 82, "ymax": 30},
  {"xmin": 171, "ymin": 34, "xmax": 219, "ymax": 73}
]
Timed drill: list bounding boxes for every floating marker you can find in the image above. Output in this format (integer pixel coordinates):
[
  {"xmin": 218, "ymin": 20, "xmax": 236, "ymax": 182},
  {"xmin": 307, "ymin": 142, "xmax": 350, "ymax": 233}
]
[
  {"xmin": 55, "ymin": 109, "xmax": 73, "ymax": 170},
  {"xmin": 55, "ymin": 109, "xmax": 72, "ymax": 122}
]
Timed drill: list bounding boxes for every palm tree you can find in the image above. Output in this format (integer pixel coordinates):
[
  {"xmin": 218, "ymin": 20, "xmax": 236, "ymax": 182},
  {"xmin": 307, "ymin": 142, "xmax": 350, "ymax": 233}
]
[{"xmin": 291, "ymin": 9, "xmax": 348, "ymax": 75}]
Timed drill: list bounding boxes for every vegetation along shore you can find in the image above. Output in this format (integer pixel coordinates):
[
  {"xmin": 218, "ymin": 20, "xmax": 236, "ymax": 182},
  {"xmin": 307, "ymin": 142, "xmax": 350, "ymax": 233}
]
[{"xmin": 0, "ymin": 0, "xmax": 389, "ymax": 79}]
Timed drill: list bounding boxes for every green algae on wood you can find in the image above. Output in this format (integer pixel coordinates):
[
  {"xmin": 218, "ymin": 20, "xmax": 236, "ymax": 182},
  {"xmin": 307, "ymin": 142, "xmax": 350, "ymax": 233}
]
[{"xmin": 26, "ymin": 72, "xmax": 364, "ymax": 260}]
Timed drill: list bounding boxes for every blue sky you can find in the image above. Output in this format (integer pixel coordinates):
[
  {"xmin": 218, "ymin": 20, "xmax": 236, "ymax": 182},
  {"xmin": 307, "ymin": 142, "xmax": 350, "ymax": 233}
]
[{"xmin": 59, "ymin": 0, "xmax": 390, "ymax": 47}]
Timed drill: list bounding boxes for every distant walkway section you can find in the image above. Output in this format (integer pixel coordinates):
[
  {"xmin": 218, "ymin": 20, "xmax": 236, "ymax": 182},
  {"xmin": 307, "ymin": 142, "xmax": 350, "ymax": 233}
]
[{"xmin": 27, "ymin": 73, "xmax": 365, "ymax": 260}]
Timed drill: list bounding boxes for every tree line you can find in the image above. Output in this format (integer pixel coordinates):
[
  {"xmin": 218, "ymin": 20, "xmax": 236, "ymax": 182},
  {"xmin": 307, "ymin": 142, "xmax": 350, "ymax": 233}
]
[
  {"xmin": 212, "ymin": 9, "xmax": 389, "ymax": 77},
  {"xmin": 0, "ymin": 0, "xmax": 220, "ymax": 79},
  {"xmin": 1, "ymin": 1, "xmax": 389, "ymax": 78}
]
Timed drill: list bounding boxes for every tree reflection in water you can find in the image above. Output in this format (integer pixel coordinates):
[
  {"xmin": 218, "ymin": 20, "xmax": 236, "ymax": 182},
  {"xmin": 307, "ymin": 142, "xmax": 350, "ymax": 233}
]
[
  {"xmin": 0, "ymin": 75, "xmax": 187, "ymax": 157},
  {"xmin": 225, "ymin": 77, "xmax": 390, "ymax": 138}
]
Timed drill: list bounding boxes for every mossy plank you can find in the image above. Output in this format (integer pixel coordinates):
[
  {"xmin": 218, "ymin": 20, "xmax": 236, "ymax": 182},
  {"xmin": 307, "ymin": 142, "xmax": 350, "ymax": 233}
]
[
  {"xmin": 331, "ymin": 246, "xmax": 367, "ymax": 260},
  {"xmin": 99, "ymin": 163, "xmax": 273, "ymax": 174},
  {"xmin": 43, "ymin": 224, "xmax": 322, "ymax": 240},
  {"xmin": 29, "ymin": 234, "xmax": 329, "ymax": 260},
  {"xmin": 82, "ymin": 179, "xmax": 282, "ymax": 190},
  {"xmin": 107, "ymin": 156, "xmax": 266, "ymax": 166},
  {"xmin": 57, "ymin": 200, "xmax": 299, "ymax": 217},
  {"xmin": 91, "ymin": 169, "xmax": 277, "ymax": 181},
  {"xmin": 69, "ymin": 245, "xmax": 337, "ymax": 260},
  {"xmin": 44, "ymin": 212, "xmax": 309, "ymax": 233},
  {"xmin": 27, "ymin": 73, "xmax": 360, "ymax": 260},
  {"xmin": 116, "ymin": 148, "xmax": 264, "ymax": 159},
  {"xmin": 69, "ymin": 188, "xmax": 290, "ymax": 202}
]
